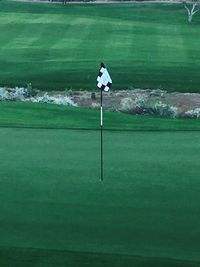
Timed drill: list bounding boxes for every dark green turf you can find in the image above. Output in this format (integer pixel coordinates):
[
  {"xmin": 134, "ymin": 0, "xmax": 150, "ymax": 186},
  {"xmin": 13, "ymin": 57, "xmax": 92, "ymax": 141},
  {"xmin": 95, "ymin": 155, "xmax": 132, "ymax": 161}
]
[
  {"xmin": 0, "ymin": 127, "xmax": 200, "ymax": 266},
  {"xmin": 1, "ymin": 247, "xmax": 200, "ymax": 267},
  {"xmin": 0, "ymin": 1, "xmax": 200, "ymax": 91},
  {"xmin": 1, "ymin": 103, "xmax": 200, "ymax": 266}
]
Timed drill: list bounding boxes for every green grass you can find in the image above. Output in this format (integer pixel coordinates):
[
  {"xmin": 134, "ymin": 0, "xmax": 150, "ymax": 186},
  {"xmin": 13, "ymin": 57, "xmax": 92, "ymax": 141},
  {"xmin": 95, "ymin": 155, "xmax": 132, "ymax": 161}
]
[
  {"xmin": 1, "ymin": 101, "xmax": 200, "ymax": 130},
  {"xmin": 1, "ymin": 102, "xmax": 200, "ymax": 266},
  {"xmin": 0, "ymin": 1, "xmax": 200, "ymax": 91},
  {"xmin": 1, "ymin": 127, "xmax": 200, "ymax": 266},
  {"xmin": 1, "ymin": 247, "xmax": 200, "ymax": 267}
]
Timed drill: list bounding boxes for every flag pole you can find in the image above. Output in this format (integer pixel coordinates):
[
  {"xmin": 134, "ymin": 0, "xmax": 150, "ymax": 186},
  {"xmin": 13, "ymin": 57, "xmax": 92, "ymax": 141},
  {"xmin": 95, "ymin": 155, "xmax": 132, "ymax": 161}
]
[
  {"xmin": 100, "ymin": 88, "xmax": 103, "ymax": 182},
  {"xmin": 97, "ymin": 62, "xmax": 112, "ymax": 182}
]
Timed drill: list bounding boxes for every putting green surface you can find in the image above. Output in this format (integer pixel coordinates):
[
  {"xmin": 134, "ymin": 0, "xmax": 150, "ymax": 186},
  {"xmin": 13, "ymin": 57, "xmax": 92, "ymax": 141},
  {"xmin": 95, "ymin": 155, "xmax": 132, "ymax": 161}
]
[
  {"xmin": 1, "ymin": 102, "xmax": 200, "ymax": 266},
  {"xmin": 0, "ymin": 1, "xmax": 200, "ymax": 91}
]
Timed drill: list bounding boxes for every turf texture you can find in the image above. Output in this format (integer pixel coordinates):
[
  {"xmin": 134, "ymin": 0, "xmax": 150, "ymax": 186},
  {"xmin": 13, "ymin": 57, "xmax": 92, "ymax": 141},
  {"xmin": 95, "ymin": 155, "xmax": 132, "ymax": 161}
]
[
  {"xmin": 0, "ymin": 103, "xmax": 200, "ymax": 266},
  {"xmin": 1, "ymin": 101, "xmax": 200, "ymax": 130},
  {"xmin": 0, "ymin": 1, "xmax": 200, "ymax": 91}
]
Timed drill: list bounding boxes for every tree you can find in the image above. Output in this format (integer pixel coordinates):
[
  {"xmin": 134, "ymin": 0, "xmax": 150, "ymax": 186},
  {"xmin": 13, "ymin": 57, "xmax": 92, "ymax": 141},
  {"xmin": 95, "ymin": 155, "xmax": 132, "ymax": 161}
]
[{"xmin": 182, "ymin": 0, "xmax": 200, "ymax": 23}]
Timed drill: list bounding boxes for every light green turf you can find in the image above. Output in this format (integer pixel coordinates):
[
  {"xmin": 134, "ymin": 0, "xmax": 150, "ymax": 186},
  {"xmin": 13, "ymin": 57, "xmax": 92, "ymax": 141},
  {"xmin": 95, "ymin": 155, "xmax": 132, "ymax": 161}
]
[
  {"xmin": 1, "ymin": 102, "xmax": 200, "ymax": 266},
  {"xmin": 0, "ymin": 1, "xmax": 200, "ymax": 91}
]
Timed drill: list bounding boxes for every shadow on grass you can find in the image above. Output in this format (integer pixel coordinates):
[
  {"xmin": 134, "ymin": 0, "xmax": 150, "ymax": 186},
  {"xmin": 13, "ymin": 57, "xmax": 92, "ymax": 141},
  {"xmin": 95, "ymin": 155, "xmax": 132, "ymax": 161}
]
[{"xmin": 1, "ymin": 247, "xmax": 200, "ymax": 267}]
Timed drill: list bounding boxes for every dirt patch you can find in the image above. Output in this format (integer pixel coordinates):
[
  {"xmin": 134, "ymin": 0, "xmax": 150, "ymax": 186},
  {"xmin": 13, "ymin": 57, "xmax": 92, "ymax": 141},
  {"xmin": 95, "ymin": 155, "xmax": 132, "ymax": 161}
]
[
  {"xmin": 66, "ymin": 89, "xmax": 200, "ymax": 118},
  {"xmin": 1, "ymin": 87, "xmax": 200, "ymax": 118}
]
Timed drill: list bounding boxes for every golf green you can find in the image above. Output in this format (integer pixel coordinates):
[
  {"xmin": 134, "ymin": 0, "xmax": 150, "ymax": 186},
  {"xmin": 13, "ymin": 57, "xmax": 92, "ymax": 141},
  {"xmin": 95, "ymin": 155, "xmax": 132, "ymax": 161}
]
[
  {"xmin": 1, "ymin": 128, "xmax": 200, "ymax": 266},
  {"xmin": 0, "ymin": 103, "xmax": 200, "ymax": 266}
]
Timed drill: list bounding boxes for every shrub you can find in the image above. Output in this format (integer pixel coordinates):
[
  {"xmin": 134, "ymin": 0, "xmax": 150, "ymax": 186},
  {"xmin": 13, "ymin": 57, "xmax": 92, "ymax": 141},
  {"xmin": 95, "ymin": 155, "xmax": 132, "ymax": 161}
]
[{"xmin": 185, "ymin": 108, "xmax": 200, "ymax": 118}]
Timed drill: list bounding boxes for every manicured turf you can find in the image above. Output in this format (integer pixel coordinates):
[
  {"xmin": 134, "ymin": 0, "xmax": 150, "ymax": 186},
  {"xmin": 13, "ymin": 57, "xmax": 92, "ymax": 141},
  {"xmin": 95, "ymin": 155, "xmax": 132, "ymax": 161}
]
[
  {"xmin": 0, "ymin": 1, "xmax": 200, "ymax": 91},
  {"xmin": 1, "ymin": 102, "xmax": 200, "ymax": 266},
  {"xmin": 1, "ymin": 101, "xmax": 200, "ymax": 130}
]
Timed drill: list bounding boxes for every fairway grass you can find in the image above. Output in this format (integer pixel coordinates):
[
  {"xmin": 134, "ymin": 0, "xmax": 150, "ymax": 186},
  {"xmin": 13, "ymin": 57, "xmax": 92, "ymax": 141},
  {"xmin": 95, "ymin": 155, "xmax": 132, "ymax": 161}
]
[
  {"xmin": 1, "ymin": 103, "xmax": 200, "ymax": 266},
  {"xmin": 0, "ymin": 1, "xmax": 200, "ymax": 91}
]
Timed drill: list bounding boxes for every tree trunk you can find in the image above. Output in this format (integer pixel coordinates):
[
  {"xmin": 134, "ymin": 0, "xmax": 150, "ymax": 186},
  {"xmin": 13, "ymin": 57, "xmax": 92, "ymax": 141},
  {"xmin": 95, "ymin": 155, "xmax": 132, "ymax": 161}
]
[{"xmin": 188, "ymin": 14, "xmax": 193, "ymax": 22}]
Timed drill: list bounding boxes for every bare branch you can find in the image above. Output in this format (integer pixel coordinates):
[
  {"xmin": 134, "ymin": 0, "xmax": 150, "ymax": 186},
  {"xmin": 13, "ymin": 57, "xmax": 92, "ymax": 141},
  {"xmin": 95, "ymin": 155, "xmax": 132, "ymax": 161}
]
[
  {"xmin": 191, "ymin": 1, "xmax": 197, "ymax": 13},
  {"xmin": 192, "ymin": 8, "xmax": 199, "ymax": 15},
  {"xmin": 184, "ymin": 4, "xmax": 191, "ymax": 15},
  {"xmin": 182, "ymin": 0, "xmax": 199, "ymax": 22}
]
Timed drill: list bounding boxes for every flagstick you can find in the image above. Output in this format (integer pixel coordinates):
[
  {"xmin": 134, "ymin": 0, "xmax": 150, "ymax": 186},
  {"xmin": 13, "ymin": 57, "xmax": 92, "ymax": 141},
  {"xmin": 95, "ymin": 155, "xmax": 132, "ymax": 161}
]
[{"xmin": 100, "ymin": 89, "xmax": 103, "ymax": 182}]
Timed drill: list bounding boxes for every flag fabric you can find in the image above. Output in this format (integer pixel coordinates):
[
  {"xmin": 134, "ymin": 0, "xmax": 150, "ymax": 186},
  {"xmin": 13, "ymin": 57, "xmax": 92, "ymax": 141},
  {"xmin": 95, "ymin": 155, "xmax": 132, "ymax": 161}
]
[{"xmin": 97, "ymin": 62, "xmax": 112, "ymax": 92}]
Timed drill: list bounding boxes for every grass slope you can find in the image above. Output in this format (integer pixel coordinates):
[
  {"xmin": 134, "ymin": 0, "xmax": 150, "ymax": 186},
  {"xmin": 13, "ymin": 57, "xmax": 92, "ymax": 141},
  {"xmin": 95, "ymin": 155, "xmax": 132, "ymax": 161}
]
[
  {"xmin": 1, "ymin": 101, "xmax": 200, "ymax": 130},
  {"xmin": 1, "ymin": 103, "xmax": 200, "ymax": 266},
  {"xmin": 0, "ymin": 1, "xmax": 200, "ymax": 91}
]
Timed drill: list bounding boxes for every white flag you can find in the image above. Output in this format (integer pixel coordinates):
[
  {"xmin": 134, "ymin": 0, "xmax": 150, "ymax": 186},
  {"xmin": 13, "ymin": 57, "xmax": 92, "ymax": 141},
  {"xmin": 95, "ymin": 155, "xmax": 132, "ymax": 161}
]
[{"xmin": 97, "ymin": 63, "xmax": 112, "ymax": 92}]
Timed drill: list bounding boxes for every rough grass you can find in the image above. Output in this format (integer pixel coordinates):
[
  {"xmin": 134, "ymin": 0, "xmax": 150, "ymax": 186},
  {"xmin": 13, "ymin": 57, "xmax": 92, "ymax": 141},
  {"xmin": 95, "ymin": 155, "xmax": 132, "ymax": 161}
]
[{"xmin": 0, "ymin": 1, "xmax": 200, "ymax": 91}]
